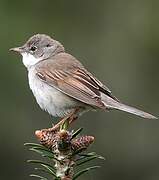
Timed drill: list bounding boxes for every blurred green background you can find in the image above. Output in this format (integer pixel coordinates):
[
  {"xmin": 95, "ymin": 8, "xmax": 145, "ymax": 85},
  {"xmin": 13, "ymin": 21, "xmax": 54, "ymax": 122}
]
[{"xmin": 1, "ymin": 0, "xmax": 159, "ymax": 179}]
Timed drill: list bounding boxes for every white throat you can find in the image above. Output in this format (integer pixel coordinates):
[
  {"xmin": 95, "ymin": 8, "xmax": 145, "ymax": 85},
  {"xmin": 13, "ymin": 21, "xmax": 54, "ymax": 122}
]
[{"xmin": 22, "ymin": 53, "xmax": 41, "ymax": 69}]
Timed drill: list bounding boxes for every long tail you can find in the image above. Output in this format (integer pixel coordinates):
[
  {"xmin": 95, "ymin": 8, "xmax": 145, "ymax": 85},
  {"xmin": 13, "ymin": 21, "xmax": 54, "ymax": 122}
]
[{"xmin": 101, "ymin": 94, "xmax": 157, "ymax": 119}]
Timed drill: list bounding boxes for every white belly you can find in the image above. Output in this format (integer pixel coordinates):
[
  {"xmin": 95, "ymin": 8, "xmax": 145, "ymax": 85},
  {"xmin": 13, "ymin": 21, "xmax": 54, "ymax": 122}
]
[{"xmin": 28, "ymin": 68, "xmax": 80, "ymax": 117}]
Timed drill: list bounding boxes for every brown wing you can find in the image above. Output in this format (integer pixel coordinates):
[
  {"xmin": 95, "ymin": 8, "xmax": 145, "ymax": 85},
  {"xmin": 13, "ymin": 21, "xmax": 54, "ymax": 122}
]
[{"xmin": 36, "ymin": 65, "xmax": 118, "ymax": 109}]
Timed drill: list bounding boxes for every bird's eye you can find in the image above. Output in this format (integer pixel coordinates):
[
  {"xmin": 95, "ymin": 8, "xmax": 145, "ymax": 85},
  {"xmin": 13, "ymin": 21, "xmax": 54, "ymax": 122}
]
[
  {"xmin": 30, "ymin": 46, "xmax": 37, "ymax": 52},
  {"xmin": 46, "ymin": 44, "xmax": 51, "ymax": 47}
]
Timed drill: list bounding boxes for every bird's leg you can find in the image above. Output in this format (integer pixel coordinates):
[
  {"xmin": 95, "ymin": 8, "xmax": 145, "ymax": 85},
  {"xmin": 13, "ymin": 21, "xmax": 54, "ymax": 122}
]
[
  {"xmin": 51, "ymin": 108, "xmax": 80, "ymax": 132},
  {"xmin": 68, "ymin": 108, "xmax": 80, "ymax": 125},
  {"xmin": 67, "ymin": 111, "xmax": 79, "ymax": 125}
]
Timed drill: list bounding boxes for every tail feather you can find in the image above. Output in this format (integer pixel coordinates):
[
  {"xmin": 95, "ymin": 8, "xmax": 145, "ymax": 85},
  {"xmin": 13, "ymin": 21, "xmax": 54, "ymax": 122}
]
[{"xmin": 101, "ymin": 94, "xmax": 157, "ymax": 119}]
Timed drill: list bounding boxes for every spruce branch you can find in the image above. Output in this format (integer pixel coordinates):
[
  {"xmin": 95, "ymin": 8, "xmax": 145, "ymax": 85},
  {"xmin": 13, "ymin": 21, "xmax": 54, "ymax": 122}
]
[{"xmin": 25, "ymin": 118, "xmax": 104, "ymax": 180}]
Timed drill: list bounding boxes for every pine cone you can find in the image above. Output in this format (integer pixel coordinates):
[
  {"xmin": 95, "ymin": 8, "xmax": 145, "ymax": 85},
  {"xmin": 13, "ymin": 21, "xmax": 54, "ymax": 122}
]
[
  {"xmin": 35, "ymin": 129, "xmax": 58, "ymax": 149},
  {"xmin": 71, "ymin": 136, "xmax": 94, "ymax": 152}
]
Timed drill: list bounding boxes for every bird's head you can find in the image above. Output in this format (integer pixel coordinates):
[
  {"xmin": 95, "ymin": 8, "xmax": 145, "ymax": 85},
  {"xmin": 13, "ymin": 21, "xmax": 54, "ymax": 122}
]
[{"xmin": 10, "ymin": 34, "xmax": 65, "ymax": 68}]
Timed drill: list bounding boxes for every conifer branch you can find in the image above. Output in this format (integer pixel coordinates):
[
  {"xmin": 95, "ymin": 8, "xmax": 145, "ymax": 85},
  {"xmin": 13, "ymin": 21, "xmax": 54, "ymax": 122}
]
[{"xmin": 25, "ymin": 118, "xmax": 104, "ymax": 180}]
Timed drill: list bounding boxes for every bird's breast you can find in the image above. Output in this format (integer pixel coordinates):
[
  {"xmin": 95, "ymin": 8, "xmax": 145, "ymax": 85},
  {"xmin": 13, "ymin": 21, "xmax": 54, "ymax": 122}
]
[{"xmin": 28, "ymin": 68, "xmax": 79, "ymax": 117}]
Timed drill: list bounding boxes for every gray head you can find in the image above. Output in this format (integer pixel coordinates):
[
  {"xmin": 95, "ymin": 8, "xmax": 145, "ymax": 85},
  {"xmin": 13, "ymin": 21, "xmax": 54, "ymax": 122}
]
[{"xmin": 10, "ymin": 34, "xmax": 65, "ymax": 68}]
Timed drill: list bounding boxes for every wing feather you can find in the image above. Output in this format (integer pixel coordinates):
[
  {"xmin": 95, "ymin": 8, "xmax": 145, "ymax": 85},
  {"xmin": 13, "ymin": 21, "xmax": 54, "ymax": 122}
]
[{"xmin": 36, "ymin": 65, "xmax": 117, "ymax": 108}]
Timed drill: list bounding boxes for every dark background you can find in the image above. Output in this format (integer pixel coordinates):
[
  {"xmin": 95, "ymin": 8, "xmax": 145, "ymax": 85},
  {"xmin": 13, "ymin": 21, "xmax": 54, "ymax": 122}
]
[{"xmin": 1, "ymin": 0, "xmax": 159, "ymax": 179}]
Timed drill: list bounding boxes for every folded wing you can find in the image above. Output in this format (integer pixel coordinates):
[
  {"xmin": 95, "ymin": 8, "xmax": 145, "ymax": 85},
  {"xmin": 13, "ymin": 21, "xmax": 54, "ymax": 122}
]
[{"xmin": 36, "ymin": 66, "xmax": 117, "ymax": 109}]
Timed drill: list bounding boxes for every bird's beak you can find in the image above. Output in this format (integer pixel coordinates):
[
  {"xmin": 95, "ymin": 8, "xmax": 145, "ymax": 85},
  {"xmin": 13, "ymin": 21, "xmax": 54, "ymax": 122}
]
[{"xmin": 9, "ymin": 46, "xmax": 24, "ymax": 54}]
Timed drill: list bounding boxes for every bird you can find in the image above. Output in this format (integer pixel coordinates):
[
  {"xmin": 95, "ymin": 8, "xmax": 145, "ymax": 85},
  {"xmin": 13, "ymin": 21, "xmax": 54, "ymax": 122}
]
[{"xmin": 10, "ymin": 34, "xmax": 157, "ymax": 123}]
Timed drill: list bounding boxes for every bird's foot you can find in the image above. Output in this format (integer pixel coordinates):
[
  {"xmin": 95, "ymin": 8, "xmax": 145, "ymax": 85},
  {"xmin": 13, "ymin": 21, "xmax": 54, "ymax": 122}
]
[{"xmin": 50, "ymin": 108, "xmax": 80, "ymax": 132}]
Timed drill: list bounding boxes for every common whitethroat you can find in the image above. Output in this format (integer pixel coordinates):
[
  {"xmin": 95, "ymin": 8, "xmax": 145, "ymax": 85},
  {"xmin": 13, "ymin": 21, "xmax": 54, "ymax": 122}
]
[{"xmin": 10, "ymin": 34, "xmax": 157, "ymax": 120}]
